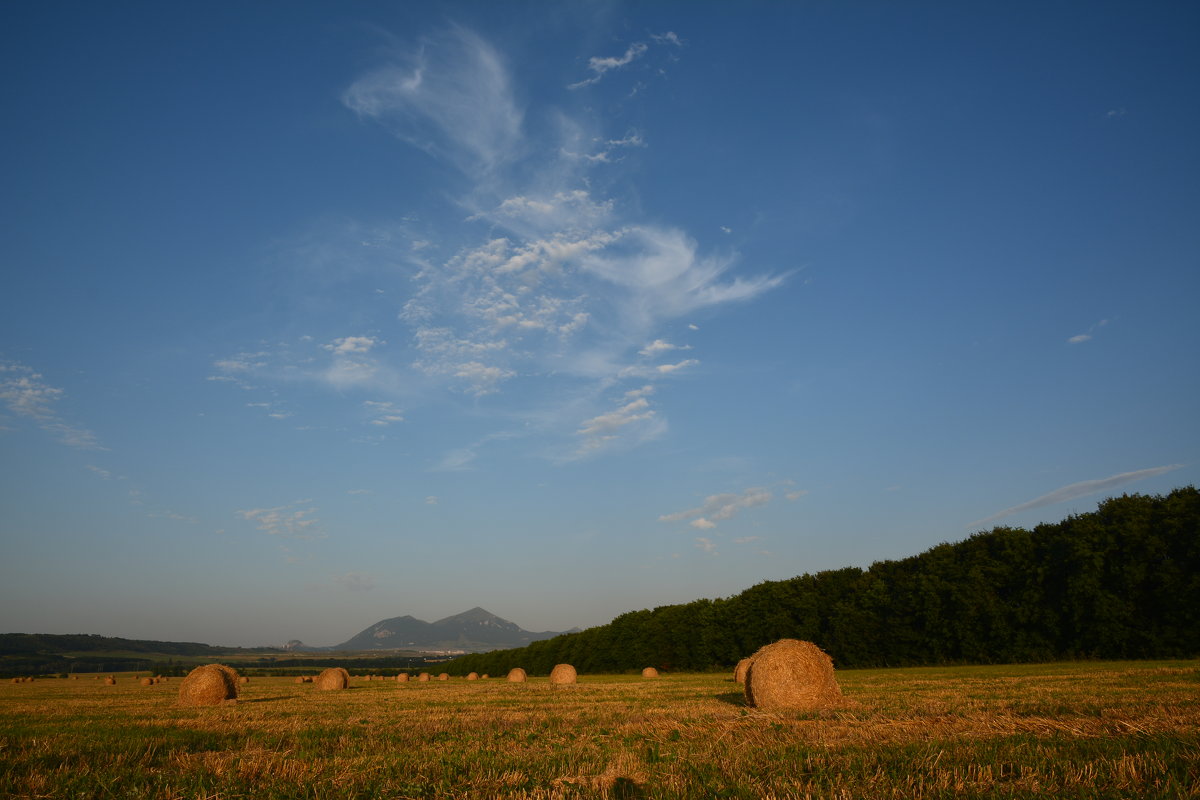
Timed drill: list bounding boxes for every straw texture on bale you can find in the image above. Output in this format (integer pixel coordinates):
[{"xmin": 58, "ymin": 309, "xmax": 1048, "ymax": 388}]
[
  {"xmin": 396, "ymin": 673, "xmax": 409, "ymax": 682},
  {"xmin": 466, "ymin": 672, "xmax": 478, "ymax": 681},
  {"xmin": 549, "ymin": 664, "xmax": 577, "ymax": 685},
  {"xmin": 641, "ymin": 667, "xmax": 659, "ymax": 678},
  {"xmin": 506, "ymin": 667, "xmax": 527, "ymax": 683},
  {"xmin": 734, "ymin": 657, "xmax": 752, "ymax": 684},
  {"xmin": 314, "ymin": 667, "xmax": 350, "ymax": 690},
  {"xmin": 743, "ymin": 639, "xmax": 841, "ymax": 711},
  {"xmin": 177, "ymin": 664, "xmax": 238, "ymax": 706}
]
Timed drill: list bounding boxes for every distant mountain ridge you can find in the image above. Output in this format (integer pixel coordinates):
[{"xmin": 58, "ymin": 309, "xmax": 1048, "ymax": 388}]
[{"xmin": 334, "ymin": 607, "xmax": 568, "ymax": 652}]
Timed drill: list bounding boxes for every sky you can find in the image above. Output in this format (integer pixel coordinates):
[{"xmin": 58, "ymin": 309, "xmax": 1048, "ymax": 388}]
[{"xmin": 2, "ymin": 1, "xmax": 1197, "ymax": 648}]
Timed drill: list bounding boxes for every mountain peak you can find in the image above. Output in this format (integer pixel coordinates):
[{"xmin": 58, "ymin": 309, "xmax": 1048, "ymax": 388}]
[{"xmin": 334, "ymin": 607, "xmax": 563, "ymax": 652}]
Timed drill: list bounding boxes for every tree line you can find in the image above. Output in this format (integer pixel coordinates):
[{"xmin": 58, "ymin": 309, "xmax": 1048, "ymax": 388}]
[{"xmin": 446, "ymin": 488, "xmax": 1199, "ymax": 675}]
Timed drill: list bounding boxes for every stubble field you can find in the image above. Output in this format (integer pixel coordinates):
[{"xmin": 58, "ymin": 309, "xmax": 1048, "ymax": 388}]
[{"xmin": 1, "ymin": 660, "xmax": 1197, "ymax": 799}]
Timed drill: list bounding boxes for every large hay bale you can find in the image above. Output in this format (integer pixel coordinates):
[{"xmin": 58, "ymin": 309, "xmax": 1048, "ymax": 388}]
[
  {"xmin": 396, "ymin": 673, "xmax": 409, "ymax": 683},
  {"xmin": 178, "ymin": 664, "xmax": 238, "ymax": 706},
  {"xmin": 506, "ymin": 667, "xmax": 527, "ymax": 683},
  {"xmin": 641, "ymin": 667, "xmax": 659, "ymax": 679},
  {"xmin": 417, "ymin": 672, "xmax": 430, "ymax": 682},
  {"xmin": 743, "ymin": 639, "xmax": 841, "ymax": 711},
  {"xmin": 549, "ymin": 664, "xmax": 577, "ymax": 685},
  {"xmin": 734, "ymin": 657, "xmax": 752, "ymax": 684},
  {"xmin": 314, "ymin": 667, "xmax": 350, "ymax": 691}
]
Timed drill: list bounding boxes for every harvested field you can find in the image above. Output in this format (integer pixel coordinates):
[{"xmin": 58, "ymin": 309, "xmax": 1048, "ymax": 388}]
[{"xmin": 0, "ymin": 660, "xmax": 1197, "ymax": 798}]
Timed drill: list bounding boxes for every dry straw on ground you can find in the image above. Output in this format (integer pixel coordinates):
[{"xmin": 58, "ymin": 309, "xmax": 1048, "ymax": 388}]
[
  {"xmin": 549, "ymin": 664, "xmax": 577, "ymax": 685},
  {"xmin": 743, "ymin": 638, "xmax": 842, "ymax": 711},
  {"xmin": 177, "ymin": 664, "xmax": 239, "ymax": 706},
  {"xmin": 734, "ymin": 657, "xmax": 752, "ymax": 684},
  {"xmin": 506, "ymin": 668, "xmax": 527, "ymax": 683},
  {"xmin": 313, "ymin": 667, "xmax": 350, "ymax": 690},
  {"xmin": 642, "ymin": 667, "xmax": 659, "ymax": 678}
]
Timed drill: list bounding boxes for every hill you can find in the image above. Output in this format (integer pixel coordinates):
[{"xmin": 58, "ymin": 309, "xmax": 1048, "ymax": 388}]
[
  {"xmin": 335, "ymin": 607, "xmax": 566, "ymax": 652},
  {"xmin": 446, "ymin": 487, "xmax": 1200, "ymax": 675}
]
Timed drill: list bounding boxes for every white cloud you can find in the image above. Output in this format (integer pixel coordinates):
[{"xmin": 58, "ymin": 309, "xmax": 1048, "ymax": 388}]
[
  {"xmin": 660, "ymin": 487, "xmax": 773, "ymax": 527},
  {"xmin": 785, "ymin": 490, "xmax": 808, "ymax": 501},
  {"xmin": 0, "ymin": 361, "xmax": 102, "ymax": 450},
  {"xmin": 656, "ymin": 359, "xmax": 699, "ymax": 374},
  {"xmin": 693, "ymin": 537, "xmax": 717, "ymax": 554},
  {"xmin": 342, "ymin": 27, "xmax": 523, "ymax": 174},
  {"xmin": 325, "ymin": 336, "xmax": 380, "ymax": 355},
  {"xmin": 690, "ymin": 518, "xmax": 716, "ymax": 530},
  {"xmin": 569, "ymin": 42, "xmax": 648, "ymax": 89},
  {"xmin": 425, "ymin": 495, "xmax": 439, "ymax": 505},
  {"xmin": 237, "ymin": 503, "xmax": 325, "ymax": 539},
  {"xmin": 967, "ymin": 464, "xmax": 1185, "ymax": 529},
  {"xmin": 363, "ymin": 400, "xmax": 404, "ymax": 426},
  {"xmin": 1067, "ymin": 318, "xmax": 1109, "ymax": 345},
  {"xmin": 639, "ymin": 339, "xmax": 690, "ymax": 357}
]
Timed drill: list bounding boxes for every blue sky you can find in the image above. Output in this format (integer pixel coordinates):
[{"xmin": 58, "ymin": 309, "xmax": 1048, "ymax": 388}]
[{"xmin": 2, "ymin": 2, "xmax": 1197, "ymax": 647}]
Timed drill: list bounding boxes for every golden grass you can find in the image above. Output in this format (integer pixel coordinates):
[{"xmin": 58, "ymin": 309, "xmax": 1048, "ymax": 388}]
[{"xmin": 1, "ymin": 660, "xmax": 1197, "ymax": 798}]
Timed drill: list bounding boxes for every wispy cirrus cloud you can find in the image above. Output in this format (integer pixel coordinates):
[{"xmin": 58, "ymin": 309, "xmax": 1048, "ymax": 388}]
[
  {"xmin": 214, "ymin": 26, "xmax": 786, "ymax": 459},
  {"xmin": 660, "ymin": 486, "xmax": 773, "ymax": 529},
  {"xmin": 967, "ymin": 464, "xmax": 1185, "ymax": 529},
  {"xmin": 342, "ymin": 26, "xmax": 523, "ymax": 174},
  {"xmin": 237, "ymin": 502, "xmax": 325, "ymax": 539},
  {"xmin": 0, "ymin": 361, "xmax": 103, "ymax": 449},
  {"xmin": 1067, "ymin": 318, "xmax": 1109, "ymax": 345}
]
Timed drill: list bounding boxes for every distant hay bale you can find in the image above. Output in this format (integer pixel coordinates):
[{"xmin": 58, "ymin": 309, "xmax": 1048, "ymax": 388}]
[
  {"xmin": 239, "ymin": 676, "xmax": 249, "ymax": 684},
  {"xmin": 438, "ymin": 673, "xmax": 449, "ymax": 681},
  {"xmin": 417, "ymin": 673, "xmax": 430, "ymax": 682},
  {"xmin": 294, "ymin": 676, "xmax": 306, "ymax": 684},
  {"xmin": 177, "ymin": 664, "xmax": 238, "ymax": 706},
  {"xmin": 139, "ymin": 677, "xmax": 154, "ymax": 687},
  {"xmin": 549, "ymin": 664, "xmax": 577, "ymax": 685},
  {"xmin": 10, "ymin": 678, "xmax": 19, "ymax": 684},
  {"xmin": 506, "ymin": 668, "xmax": 527, "ymax": 683},
  {"xmin": 396, "ymin": 673, "xmax": 409, "ymax": 683},
  {"xmin": 466, "ymin": 672, "xmax": 478, "ymax": 681},
  {"xmin": 481, "ymin": 674, "xmax": 489, "ymax": 680},
  {"xmin": 743, "ymin": 639, "xmax": 841, "ymax": 711},
  {"xmin": 314, "ymin": 667, "xmax": 350, "ymax": 691},
  {"xmin": 734, "ymin": 658, "xmax": 752, "ymax": 684},
  {"xmin": 641, "ymin": 667, "xmax": 659, "ymax": 678},
  {"xmin": 103, "ymin": 677, "xmax": 116, "ymax": 686}
]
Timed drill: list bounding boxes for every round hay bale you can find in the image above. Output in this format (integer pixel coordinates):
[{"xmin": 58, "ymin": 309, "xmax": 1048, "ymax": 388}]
[
  {"xmin": 734, "ymin": 657, "xmax": 752, "ymax": 684},
  {"xmin": 549, "ymin": 664, "xmax": 577, "ymax": 685},
  {"xmin": 313, "ymin": 667, "xmax": 350, "ymax": 691},
  {"xmin": 417, "ymin": 672, "xmax": 430, "ymax": 682},
  {"xmin": 139, "ymin": 677, "xmax": 154, "ymax": 686},
  {"xmin": 396, "ymin": 673, "xmax": 409, "ymax": 683},
  {"xmin": 239, "ymin": 676, "xmax": 250, "ymax": 684},
  {"xmin": 506, "ymin": 668, "xmax": 527, "ymax": 683},
  {"xmin": 481, "ymin": 674, "xmax": 489, "ymax": 680},
  {"xmin": 466, "ymin": 672, "xmax": 478, "ymax": 681},
  {"xmin": 641, "ymin": 667, "xmax": 659, "ymax": 679},
  {"xmin": 177, "ymin": 664, "xmax": 238, "ymax": 706},
  {"xmin": 438, "ymin": 673, "xmax": 449, "ymax": 681},
  {"xmin": 743, "ymin": 639, "xmax": 841, "ymax": 711},
  {"xmin": 10, "ymin": 678, "xmax": 19, "ymax": 684},
  {"xmin": 103, "ymin": 677, "xmax": 116, "ymax": 686},
  {"xmin": 294, "ymin": 676, "xmax": 306, "ymax": 684}
]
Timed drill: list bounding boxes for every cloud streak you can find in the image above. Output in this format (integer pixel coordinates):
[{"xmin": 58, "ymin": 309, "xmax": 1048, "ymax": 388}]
[
  {"xmin": 0, "ymin": 361, "xmax": 102, "ymax": 449},
  {"xmin": 660, "ymin": 487, "xmax": 772, "ymax": 529},
  {"xmin": 968, "ymin": 464, "xmax": 1185, "ymax": 529}
]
